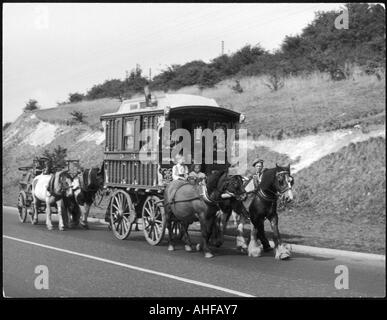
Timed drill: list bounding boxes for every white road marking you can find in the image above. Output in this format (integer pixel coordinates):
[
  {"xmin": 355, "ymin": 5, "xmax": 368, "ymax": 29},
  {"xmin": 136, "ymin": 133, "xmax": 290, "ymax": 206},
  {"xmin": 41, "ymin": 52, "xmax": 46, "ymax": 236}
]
[{"xmin": 3, "ymin": 235, "xmax": 255, "ymax": 297}]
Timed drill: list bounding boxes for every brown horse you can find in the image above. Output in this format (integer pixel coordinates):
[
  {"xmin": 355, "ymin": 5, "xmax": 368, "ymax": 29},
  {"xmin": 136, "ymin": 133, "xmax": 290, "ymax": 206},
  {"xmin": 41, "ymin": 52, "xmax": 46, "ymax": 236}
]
[
  {"xmin": 70, "ymin": 164, "xmax": 104, "ymax": 229},
  {"xmin": 242, "ymin": 164, "xmax": 294, "ymax": 260},
  {"xmin": 164, "ymin": 171, "xmax": 246, "ymax": 258}
]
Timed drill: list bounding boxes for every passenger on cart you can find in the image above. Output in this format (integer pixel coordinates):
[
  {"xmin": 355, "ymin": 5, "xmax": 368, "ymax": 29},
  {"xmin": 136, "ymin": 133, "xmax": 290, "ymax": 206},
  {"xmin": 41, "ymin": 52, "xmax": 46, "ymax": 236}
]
[
  {"xmin": 172, "ymin": 153, "xmax": 189, "ymax": 181},
  {"xmin": 188, "ymin": 164, "xmax": 206, "ymax": 185}
]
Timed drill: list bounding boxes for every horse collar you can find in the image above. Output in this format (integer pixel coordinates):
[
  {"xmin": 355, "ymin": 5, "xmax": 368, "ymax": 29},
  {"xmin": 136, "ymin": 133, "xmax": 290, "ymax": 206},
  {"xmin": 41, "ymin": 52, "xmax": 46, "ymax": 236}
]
[{"xmin": 257, "ymin": 188, "xmax": 277, "ymax": 202}]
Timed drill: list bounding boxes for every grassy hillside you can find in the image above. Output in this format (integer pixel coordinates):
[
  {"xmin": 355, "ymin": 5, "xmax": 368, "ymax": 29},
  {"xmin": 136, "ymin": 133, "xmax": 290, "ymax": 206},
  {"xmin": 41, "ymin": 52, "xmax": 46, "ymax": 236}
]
[
  {"xmin": 36, "ymin": 98, "xmax": 120, "ymax": 130},
  {"xmin": 278, "ymin": 137, "xmax": 386, "ymax": 253},
  {"xmin": 29, "ymin": 72, "xmax": 385, "ymax": 140},
  {"xmin": 176, "ymin": 71, "xmax": 385, "ymax": 139}
]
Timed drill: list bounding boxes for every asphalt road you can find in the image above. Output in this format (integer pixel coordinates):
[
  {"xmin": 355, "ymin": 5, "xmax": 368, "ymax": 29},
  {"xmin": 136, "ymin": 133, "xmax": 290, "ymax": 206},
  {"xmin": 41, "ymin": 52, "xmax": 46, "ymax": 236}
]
[{"xmin": 2, "ymin": 207, "xmax": 385, "ymax": 298}]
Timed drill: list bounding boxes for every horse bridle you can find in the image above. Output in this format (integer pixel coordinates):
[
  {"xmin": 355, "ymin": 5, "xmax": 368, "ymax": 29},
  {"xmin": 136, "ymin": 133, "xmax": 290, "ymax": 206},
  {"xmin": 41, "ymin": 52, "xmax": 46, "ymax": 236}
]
[
  {"xmin": 274, "ymin": 170, "xmax": 293, "ymax": 198},
  {"xmin": 221, "ymin": 175, "xmax": 246, "ymax": 200}
]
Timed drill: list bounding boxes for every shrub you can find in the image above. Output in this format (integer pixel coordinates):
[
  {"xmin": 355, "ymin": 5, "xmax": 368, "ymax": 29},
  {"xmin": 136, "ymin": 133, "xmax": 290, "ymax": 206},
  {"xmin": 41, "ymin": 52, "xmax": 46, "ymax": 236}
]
[
  {"xmin": 24, "ymin": 99, "xmax": 39, "ymax": 112},
  {"xmin": 68, "ymin": 92, "xmax": 85, "ymax": 103},
  {"xmin": 3, "ymin": 122, "xmax": 11, "ymax": 130},
  {"xmin": 42, "ymin": 145, "xmax": 68, "ymax": 170},
  {"xmin": 70, "ymin": 110, "xmax": 86, "ymax": 123}
]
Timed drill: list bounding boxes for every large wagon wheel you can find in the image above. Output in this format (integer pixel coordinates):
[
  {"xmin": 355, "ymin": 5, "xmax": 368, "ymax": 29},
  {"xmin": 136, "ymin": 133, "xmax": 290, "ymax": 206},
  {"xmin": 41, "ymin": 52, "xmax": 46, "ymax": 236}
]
[
  {"xmin": 110, "ymin": 189, "xmax": 136, "ymax": 240},
  {"xmin": 142, "ymin": 195, "xmax": 166, "ymax": 246},
  {"xmin": 17, "ymin": 190, "xmax": 27, "ymax": 223}
]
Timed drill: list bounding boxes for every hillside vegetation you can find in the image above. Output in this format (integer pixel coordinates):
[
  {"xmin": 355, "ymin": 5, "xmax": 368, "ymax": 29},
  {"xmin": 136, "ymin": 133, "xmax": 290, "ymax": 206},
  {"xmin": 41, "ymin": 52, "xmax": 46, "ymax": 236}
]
[
  {"xmin": 58, "ymin": 3, "xmax": 384, "ymax": 103},
  {"xmin": 278, "ymin": 137, "xmax": 386, "ymax": 253},
  {"xmin": 29, "ymin": 71, "xmax": 385, "ymax": 140}
]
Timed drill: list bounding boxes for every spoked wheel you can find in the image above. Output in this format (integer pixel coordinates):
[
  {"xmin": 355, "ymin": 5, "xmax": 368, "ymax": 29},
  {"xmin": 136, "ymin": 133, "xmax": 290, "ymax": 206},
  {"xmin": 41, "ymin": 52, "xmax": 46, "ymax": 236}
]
[
  {"xmin": 17, "ymin": 191, "xmax": 27, "ymax": 223},
  {"xmin": 142, "ymin": 195, "xmax": 166, "ymax": 246},
  {"xmin": 171, "ymin": 219, "xmax": 184, "ymax": 241},
  {"xmin": 110, "ymin": 190, "xmax": 136, "ymax": 240}
]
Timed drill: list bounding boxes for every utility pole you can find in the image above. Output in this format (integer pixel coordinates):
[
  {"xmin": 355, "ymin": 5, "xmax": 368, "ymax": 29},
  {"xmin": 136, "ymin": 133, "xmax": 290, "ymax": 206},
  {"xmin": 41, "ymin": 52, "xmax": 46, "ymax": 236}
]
[
  {"xmin": 149, "ymin": 68, "xmax": 152, "ymax": 81},
  {"xmin": 221, "ymin": 40, "xmax": 224, "ymax": 56}
]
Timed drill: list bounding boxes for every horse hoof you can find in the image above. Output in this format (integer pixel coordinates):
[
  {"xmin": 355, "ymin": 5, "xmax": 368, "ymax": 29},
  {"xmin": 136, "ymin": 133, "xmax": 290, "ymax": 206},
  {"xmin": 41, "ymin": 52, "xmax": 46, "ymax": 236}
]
[
  {"xmin": 184, "ymin": 245, "xmax": 192, "ymax": 252},
  {"xmin": 237, "ymin": 246, "xmax": 248, "ymax": 254},
  {"xmin": 59, "ymin": 226, "xmax": 65, "ymax": 231},
  {"xmin": 204, "ymin": 252, "xmax": 214, "ymax": 258},
  {"xmin": 81, "ymin": 223, "xmax": 89, "ymax": 230},
  {"xmin": 196, "ymin": 244, "xmax": 202, "ymax": 252},
  {"xmin": 168, "ymin": 245, "xmax": 175, "ymax": 251},
  {"xmin": 46, "ymin": 226, "xmax": 53, "ymax": 231},
  {"xmin": 32, "ymin": 220, "xmax": 38, "ymax": 225}
]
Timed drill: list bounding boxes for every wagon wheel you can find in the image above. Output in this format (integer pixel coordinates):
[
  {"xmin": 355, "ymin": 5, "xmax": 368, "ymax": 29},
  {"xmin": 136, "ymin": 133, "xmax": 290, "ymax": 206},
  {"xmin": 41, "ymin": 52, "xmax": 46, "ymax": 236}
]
[
  {"xmin": 142, "ymin": 195, "xmax": 166, "ymax": 246},
  {"xmin": 17, "ymin": 191, "xmax": 27, "ymax": 223},
  {"xmin": 171, "ymin": 219, "xmax": 184, "ymax": 241},
  {"xmin": 110, "ymin": 190, "xmax": 136, "ymax": 240}
]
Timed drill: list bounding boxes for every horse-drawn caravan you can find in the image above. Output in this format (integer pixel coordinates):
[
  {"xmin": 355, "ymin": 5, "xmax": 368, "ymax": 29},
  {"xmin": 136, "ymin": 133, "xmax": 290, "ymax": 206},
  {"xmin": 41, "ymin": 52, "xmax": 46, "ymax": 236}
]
[
  {"xmin": 15, "ymin": 92, "xmax": 294, "ymax": 259},
  {"xmin": 100, "ymin": 93, "xmax": 247, "ymax": 253}
]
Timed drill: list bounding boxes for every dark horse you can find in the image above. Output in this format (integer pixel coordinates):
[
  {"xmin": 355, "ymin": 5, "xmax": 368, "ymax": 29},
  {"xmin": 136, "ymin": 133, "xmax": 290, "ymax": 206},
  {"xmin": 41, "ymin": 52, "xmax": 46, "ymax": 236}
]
[
  {"xmin": 70, "ymin": 163, "xmax": 104, "ymax": 229},
  {"xmin": 164, "ymin": 170, "xmax": 246, "ymax": 258},
  {"xmin": 241, "ymin": 164, "xmax": 294, "ymax": 260}
]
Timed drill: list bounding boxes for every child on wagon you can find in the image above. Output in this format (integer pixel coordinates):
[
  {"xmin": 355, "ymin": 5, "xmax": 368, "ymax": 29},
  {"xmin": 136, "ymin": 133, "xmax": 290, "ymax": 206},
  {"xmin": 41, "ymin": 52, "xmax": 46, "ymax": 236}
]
[
  {"xmin": 172, "ymin": 153, "xmax": 189, "ymax": 181},
  {"xmin": 188, "ymin": 164, "xmax": 206, "ymax": 185}
]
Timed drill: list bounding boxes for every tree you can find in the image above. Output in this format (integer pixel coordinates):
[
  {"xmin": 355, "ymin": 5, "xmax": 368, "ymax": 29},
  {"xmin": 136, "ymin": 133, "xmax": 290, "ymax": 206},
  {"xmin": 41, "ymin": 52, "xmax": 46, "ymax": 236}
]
[
  {"xmin": 70, "ymin": 110, "xmax": 86, "ymax": 123},
  {"xmin": 42, "ymin": 145, "xmax": 67, "ymax": 170},
  {"xmin": 24, "ymin": 99, "xmax": 39, "ymax": 112},
  {"xmin": 68, "ymin": 92, "xmax": 85, "ymax": 103}
]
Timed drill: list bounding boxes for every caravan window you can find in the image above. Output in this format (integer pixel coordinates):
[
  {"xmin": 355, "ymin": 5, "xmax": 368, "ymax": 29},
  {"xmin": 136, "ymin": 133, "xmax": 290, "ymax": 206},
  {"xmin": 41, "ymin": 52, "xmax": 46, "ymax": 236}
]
[{"xmin": 123, "ymin": 118, "xmax": 135, "ymax": 150}]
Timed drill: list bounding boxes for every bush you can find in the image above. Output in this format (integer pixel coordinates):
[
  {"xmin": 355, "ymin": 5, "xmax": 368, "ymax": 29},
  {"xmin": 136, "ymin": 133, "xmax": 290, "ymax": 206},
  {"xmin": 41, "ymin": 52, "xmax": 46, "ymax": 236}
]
[
  {"xmin": 3, "ymin": 122, "xmax": 11, "ymax": 130},
  {"xmin": 24, "ymin": 99, "xmax": 39, "ymax": 112},
  {"xmin": 68, "ymin": 92, "xmax": 85, "ymax": 103},
  {"xmin": 70, "ymin": 110, "xmax": 86, "ymax": 123},
  {"xmin": 42, "ymin": 145, "xmax": 68, "ymax": 170}
]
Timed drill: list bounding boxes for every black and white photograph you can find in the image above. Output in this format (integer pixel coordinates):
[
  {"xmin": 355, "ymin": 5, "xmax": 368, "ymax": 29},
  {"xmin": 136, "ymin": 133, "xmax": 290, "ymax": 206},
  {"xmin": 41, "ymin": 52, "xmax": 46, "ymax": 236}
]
[{"xmin": 2, "ymin": 2, "xmax": 385, "ymax": 305}]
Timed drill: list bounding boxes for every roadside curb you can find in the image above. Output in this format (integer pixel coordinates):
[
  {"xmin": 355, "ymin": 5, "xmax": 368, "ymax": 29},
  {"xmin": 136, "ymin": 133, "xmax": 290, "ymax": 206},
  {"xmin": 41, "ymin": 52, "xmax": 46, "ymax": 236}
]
[
  {"xmin": 4, "ymin": 206, "xmax": 385, "ymax": 262},
  {"xmin": 91, "ymin": 217, "xmax": 385, "ymax": 262}
]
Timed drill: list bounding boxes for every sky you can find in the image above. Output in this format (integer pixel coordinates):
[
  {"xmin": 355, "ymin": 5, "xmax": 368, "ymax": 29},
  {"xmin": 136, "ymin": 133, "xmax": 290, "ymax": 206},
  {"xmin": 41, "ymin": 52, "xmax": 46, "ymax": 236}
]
[{"xmin": 3, "ymin": 3, "xmax": 345, "ymax": 124}]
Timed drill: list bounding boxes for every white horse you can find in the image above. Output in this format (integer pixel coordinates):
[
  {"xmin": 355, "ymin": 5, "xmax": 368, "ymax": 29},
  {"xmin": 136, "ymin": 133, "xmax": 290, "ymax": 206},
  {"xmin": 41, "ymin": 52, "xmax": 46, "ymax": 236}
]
[{"xmin": 31, "ymin": 171, "xmax": 74, "ymax": 230}]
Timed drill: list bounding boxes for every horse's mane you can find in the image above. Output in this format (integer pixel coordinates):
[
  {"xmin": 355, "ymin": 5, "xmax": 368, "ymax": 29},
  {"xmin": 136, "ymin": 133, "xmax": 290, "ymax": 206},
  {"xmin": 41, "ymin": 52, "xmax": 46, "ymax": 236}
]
[
  {"xmin": 259, "ymin": 168, "xmax": 276, "ymax": 191},
  {"xmin": 206, "ymin": 170, "xmax": 227, "ymax": 194}
]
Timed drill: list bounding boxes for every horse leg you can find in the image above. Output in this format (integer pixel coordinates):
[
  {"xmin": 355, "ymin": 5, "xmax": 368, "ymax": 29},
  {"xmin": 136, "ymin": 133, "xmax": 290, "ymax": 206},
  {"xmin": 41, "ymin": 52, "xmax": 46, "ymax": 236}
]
[
  {"xmin": 32, "ymin": 195, "xmax": 39, "ymax": 225},
  {"xmin": 236, "ymin": 215, "xmax": 248, "ymax": 253},
  {"xmin": 182, "ymin": 222, "xmax": 194, "ymax": 252},
  {"xmin": 166, "ymin": 210, "xmax": 175, "ymax": 251},
  {"xmin": 269, "ymin": 213, "xmax": 291, "ymax": 260},
  {"xmin": 80, "ymin": 203, "xmax": 90, "ymax": 229},
  {"xmin": 248, "ymin": 223, "xmax": 263, "ymax": 257},
  {"xmin": 198, "ymin": 212, "xmax": 214, "ymax": 258},
  {"xmin": 256, "ymin": 218, "xmax": 272, "ymax": 252},
  {"xmin": 45, "ymin": 198, "xmax": 53, "ymax": 230},
  {"xmin": 57, "ymin": 200, "xmax": 66, "ymax": 231}
]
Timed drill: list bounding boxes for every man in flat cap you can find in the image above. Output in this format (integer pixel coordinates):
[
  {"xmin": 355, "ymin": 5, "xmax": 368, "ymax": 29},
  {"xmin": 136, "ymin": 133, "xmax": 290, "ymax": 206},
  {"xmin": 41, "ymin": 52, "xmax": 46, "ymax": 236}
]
[{"xmin": 252, "ymin": 158, "xmax": 264, "ymax": 190}]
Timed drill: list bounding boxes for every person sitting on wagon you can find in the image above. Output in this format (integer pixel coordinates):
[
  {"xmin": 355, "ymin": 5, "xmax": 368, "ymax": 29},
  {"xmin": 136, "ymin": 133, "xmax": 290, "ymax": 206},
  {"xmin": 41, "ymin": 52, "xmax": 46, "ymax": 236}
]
[
  {"xmin": 172, "ymin": 154, "xmax": 189, "ymax": 181},
  {"xmin": 188, "ymin": 164, "xmax": 206, "ymax": 185}
]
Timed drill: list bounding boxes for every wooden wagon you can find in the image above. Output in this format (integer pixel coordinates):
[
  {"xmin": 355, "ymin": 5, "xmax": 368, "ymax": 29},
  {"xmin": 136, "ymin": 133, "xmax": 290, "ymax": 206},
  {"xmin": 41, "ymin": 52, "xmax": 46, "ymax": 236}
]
[{"xmin": 101, "ymin": 93, "xmax": 245, "ymax": 245}]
